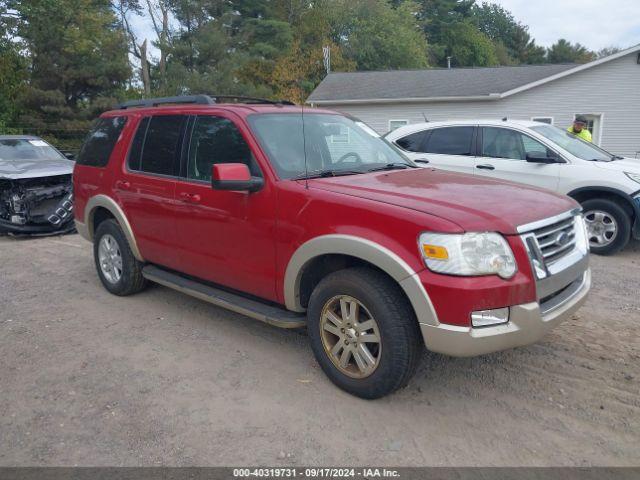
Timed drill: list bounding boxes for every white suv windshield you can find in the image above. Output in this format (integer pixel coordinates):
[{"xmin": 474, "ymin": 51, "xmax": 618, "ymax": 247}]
[
  {"xmin": 248, "ymin": 113, "xmax": 411, "ymax": 179},
  {"xmin": 0, "ymin": 139, "xmax": 65, "ymax": 161},
  {"xmin": 531, "ymin": 125, "xmax": 614, "ymax": 162}
]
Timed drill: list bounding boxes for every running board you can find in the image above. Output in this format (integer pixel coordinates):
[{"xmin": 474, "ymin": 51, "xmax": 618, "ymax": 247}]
[{"xmin": 142, "ymin": 265, "xmax": 306, "ymax": 329}]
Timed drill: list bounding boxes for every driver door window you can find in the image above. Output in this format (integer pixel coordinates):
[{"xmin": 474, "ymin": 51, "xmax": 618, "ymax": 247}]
[
  {"xmin": 187, "ymin": 116, "xmax": 260, "ymax": 182},
  {"xmin": 477, "ymin": 127, "xmax": 560, "ymax": 191}
]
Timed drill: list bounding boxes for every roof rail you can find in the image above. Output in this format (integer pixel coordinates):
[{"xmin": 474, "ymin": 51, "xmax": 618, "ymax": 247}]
[
  {"xmin": 116, "ymin": 94, "xmax": 295, "ymax": 109},
  {"xmin": 117, "ymin": 95, "xmax": 215, "ymax": 109}
]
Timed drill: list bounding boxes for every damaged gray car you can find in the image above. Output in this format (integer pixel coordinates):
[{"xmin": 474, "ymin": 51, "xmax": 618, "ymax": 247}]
[{"xmin": 0, "ymin": 135, "xmax": 75, "ymax": 235}]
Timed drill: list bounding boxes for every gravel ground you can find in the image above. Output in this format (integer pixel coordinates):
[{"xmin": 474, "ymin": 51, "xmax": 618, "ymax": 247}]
[{"xmin": 0, "ymin": 234, "xmax": 638, "ymax": 466}]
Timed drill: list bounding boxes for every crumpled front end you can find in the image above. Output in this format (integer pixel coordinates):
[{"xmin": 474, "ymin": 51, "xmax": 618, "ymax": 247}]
[{"xmin": 0, "ymin": 174, "xmax": 75, "ymax": 235}]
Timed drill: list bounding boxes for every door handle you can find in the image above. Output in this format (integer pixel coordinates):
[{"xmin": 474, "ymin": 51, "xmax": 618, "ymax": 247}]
[
  {"xmin": 476, "ymin": 164, "xmax": 495, "ymax": 171},
  {"xmin": 414, "ymin": 158, "xmax": 430, "ymax": 164},
  {"xmin": 115, "ymin": 180, "xmax": 131, "ymax": 190},
  {"xmin": 179, "ymin": 192, "xmax": 201, "ymax": 204}
]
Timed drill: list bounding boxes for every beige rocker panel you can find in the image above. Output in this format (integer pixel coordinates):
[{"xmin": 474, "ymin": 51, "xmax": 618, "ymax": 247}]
[
  {"xmin": 76, "ymin": 194, "xmax": 144, "ymax": 262},
  {"xmin": 283, "ymin": 234, "xmax": 439, "ymax": 326}
]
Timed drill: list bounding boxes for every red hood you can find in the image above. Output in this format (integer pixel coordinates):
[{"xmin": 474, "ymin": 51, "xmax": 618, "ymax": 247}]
[{"xmin": 308, "ymin": 168, "xmax": 577, "ymax": 235}]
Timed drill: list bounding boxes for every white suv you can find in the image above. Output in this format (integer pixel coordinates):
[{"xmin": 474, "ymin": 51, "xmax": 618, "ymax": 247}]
[{"xmin": 386, "ymin": 120, "xmax": 640, "ymax": 255}]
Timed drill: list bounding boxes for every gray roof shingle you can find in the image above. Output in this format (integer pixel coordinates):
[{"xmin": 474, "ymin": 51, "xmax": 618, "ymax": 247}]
[{"xmin": 307, "ymin": 64, "xmax": 577, "ymax": 102}]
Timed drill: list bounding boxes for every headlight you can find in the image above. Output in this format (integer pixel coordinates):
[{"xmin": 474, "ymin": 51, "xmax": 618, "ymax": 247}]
[
  {"xmin": 625, "ymin": 172, "xmax": 640, "ymax": 184},
  {"xmin": 419, "ymin": 232, "xmax": 517, "ymax": 279},
  {"xmin": 574, "ymin": 214, "xmax": 590, "ymax": 253}
]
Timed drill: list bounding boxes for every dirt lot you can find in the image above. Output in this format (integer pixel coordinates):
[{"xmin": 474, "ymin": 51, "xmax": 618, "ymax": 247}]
[{"xmin": 0, "ymin": 234, "xmax": 638, "ymax": 466}]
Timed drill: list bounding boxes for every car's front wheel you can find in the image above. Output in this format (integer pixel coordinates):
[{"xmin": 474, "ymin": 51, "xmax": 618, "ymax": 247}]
[
  {"xmin": 581, "ymin": 198, "xmax": 631, "ymax": 255},
  {"xmin": 93, "ymin": 219, "xmax": 147, "ymax": 295},
  {"xmin": 307, "ymin": 267, "xmax": 423, "ymax": 399}
]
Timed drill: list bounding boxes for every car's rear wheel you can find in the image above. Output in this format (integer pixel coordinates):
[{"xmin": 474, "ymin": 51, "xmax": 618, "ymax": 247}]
[
  {"xmin": 582, "ymin": 198, "xmax": 631, "ymax": 255},
  {"xmin": 307, "ymin": 267, "xmax": 423, "ymax": 399},
  {"xmin": 94, "ymin": 219, "xmax": 147, "ymax": 295}
]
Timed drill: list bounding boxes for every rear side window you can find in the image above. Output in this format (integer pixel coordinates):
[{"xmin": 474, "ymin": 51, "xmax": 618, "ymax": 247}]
[
  {"xmin": 425, "ymin": 127, "xmax": 474, "ymax": 156},
  {"xmin": 395, "ymin": 130, "xmax": 427, "ymax": 152},
  {"xmin": 76, "ymin": 116, "xmax": 127, "ymax": 167},
  {"xmin": 129, "ymin": 115, "xmax": 186, "ymax": 176}
]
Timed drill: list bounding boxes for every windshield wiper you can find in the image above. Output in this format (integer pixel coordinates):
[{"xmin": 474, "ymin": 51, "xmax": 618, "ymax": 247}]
[
  {"xmin": 292, "ymin": 169, "xmax": 363, "ymax": 180},
  {"xmin": 611, "ymin": 155, "xmax": 624, "ymax": 161},
  {"xmin": 366, "ymin": 163, "xmax": 414, "ymax": 173}
]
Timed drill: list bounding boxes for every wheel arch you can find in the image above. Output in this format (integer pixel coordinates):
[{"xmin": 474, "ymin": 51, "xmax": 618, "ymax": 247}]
[
  {"xmin": 284, "ymin": 234, "xmax": 439, "ymax": 326},
  {"xmin": 567, "ymin": 186, "xmax": 637, "ymax": 218},
  {"xmin": 83, "ymin": 195, "xmax": 144, "ymax": 261}
]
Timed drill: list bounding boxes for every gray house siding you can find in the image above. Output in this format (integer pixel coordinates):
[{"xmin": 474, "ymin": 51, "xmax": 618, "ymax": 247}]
[{"xmin": 316, "ymin": 53, "xmax": 640, "ymax": 157}]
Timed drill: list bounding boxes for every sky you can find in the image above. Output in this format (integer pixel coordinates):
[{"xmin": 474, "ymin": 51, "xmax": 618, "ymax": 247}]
[{"xmin": 492, "ymin": 0, "xmax": 640, "ymax": 51}]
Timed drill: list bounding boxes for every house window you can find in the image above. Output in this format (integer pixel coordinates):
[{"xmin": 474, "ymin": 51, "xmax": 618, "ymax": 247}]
[
  {"xmin": 389, "ymin": 120, "xmax": 409, "ymax": 132},
  {"xmin": 532, "ymin": 117, "xmax": 554, "ymax": 125}
]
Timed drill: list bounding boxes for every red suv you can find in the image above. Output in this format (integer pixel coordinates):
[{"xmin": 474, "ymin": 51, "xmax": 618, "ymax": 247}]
[{"xmin": 73, "ymin": 95, "xmax": 591, "ymax": 399}]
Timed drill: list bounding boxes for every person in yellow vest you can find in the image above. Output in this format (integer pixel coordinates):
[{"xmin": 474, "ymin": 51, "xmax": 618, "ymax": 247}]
[{"xmin": 567, "ymin": 116, "xmax": 593, "ymax": 142}]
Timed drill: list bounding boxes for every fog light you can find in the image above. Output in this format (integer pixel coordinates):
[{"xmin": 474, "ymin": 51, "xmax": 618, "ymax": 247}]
[{"xmin": 471, "ymin": 307, "xmax": 509, "ymax": 327}]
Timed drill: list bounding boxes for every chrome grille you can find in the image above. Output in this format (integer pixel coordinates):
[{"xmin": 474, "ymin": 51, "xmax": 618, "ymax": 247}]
[{"xmin": 531, "ymin": 216, "xmax": 576, "ymax": 264}]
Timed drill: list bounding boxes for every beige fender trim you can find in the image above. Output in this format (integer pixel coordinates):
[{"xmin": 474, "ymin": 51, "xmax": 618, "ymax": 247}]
[
  {"xmin": 81, "ymin": 194, "xmax": 144, "ymax": 262},
  {"xmin": 283, "ymin": 234, "xmax": 439, "ymax": 326}
]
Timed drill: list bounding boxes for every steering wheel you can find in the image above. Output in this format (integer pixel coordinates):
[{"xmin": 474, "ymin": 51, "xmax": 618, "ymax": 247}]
[{"xmin": 335, "ymin": 152, "xmax": 363, "ymax": 166}]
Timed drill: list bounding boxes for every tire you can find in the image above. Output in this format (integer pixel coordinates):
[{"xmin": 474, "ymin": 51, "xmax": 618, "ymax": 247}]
[
  {"xmin": 581, "ymin": 198, "xmax": 631, "ymax": 256},
  {"xmin": 93, "ymin": 219, "xmax": 147, "ymax": 295},
  {"xmin": 307, "ymin": 267, "xmax": 423, "ymax": 399}
]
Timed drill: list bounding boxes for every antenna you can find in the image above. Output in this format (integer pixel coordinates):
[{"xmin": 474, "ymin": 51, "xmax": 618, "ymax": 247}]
[
  {"xmin": 422, "ymin": 112, "xmax": 429, "ymax": 122},
  {"xmin": 301, "ymin": 103, "xmax": 309, "ymax": 189}
]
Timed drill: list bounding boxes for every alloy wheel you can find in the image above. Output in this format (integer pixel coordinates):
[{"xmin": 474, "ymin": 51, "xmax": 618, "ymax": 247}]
[
  {"xmin": 319, "ymin": 295, "xmax": 382, "ymax": 379},
  {"xmin": 584, "ymin": 210, "xmax": 618, "ymax": 248},
  {"xmin": 98, "ymin": 234, "xmax": 123, "ymax": 284}
]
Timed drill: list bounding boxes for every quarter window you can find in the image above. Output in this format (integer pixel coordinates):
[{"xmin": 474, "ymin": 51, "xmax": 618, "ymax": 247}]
[
  {"xmin": 187, "ymin": 116, "xmax": 259, "ymax": 182},
  {"xmin": 425, "ymin": 127, "xmax": 474, "ymax": 155},
  {"xmin": 76, "ymin": 116, "xmax": 127, "ymax": 167},
  {"xmin": 395, "ymin": 130, "xmax": 427, "ymax": 152},
  {"xmin": 132, "ymin": 115, "xmax": 186, "ymax": 176}
]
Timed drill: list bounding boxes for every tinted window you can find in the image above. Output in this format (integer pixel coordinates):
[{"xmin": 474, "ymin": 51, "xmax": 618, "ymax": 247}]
[
  {"xmin": 127, "ymin": 117, "xmax": 150, "ymax": 171},
  {"xmin": 76, "ymin": 117, "xmax": 127, "ymax": 167},
  {"xmin": 395, "ymin": 131, "xmax": 427, "ymax": 152},
  {"xmin": 137, "ymin": 115, "xmax": 186, "ymax": 175},
  {"xmin": 482, "ymin": 127, "xmax": 554, "ymax": 161},
  {"xmin": 425, "ymin": 127, "xmax": 474, "ymax": 155},
  {"xmin": 187, "ymin": 116, "xmax": 260, "ymax": 181}
]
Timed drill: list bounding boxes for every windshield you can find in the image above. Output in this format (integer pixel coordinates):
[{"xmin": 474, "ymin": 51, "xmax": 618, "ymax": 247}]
[
  {"xmin": 248, "ymin": 113, "xmax": 411, "ymax": 179},
  {"xmin": 531, "ymin": 125, "xmax": 613, "ymax": 161},
  {"xmin": 0, "ymin": 139, "xmax": 66, "ymax": 161}
]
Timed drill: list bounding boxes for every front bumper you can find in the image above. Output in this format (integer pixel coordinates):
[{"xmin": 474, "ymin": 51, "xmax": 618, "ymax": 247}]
[{"xmin": 420, "ymin": 269, "xmax": 590, "ymax": 357}]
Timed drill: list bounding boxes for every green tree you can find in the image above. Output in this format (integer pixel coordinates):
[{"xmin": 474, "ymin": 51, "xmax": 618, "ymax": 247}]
[
  {"xmin": 8, "ymin": 0, "xmax": 130, "ymax": 149},
  {"xmin": 332, "ymin": 0, "xmax": 429, "ymax": 71},
  {"xmin": 547, "ymin": 39, "xmax": 595, "ymax": 64},
  {"xmin": 439, "ymin": 21, "xmax": 498, "ymax": 67},
  {"xmin": 471, "ymin": 2, "xmax": 546, "ymax": 64},
  {"xmin": 0, "ymin": 5, "xmax": 26, "ymax": 131}
]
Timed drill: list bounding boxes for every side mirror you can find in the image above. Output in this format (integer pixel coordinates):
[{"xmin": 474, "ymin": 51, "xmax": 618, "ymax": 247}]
[
  {"xmin": 526, "ymin": 152, "xmax": 558, "ymax": 164},
  {"xmin": 63, "ymin": 152, "xmax": 75, "ymax": 161},
  {"xmin": 212, "ymin": 163, "xmax": 263, "ymax": 193}
]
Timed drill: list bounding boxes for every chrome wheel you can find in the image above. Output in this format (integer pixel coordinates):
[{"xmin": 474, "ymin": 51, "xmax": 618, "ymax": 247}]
[
  {"xmin": 319, "ymin": 295, "xmax": 382, "ymax": 379},
  {"xmin": 584, "ymin": 210, "xmax": 618, "ymax": 248},
  {"xmin": 98, "ymin": 234, "xmax": 123, "ymax": 284}
]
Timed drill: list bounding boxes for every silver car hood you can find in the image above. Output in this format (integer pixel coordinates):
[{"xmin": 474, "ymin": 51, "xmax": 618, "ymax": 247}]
[{"xmin": 0, "ymin": 158, "xmax": 74, "ymax": 180}]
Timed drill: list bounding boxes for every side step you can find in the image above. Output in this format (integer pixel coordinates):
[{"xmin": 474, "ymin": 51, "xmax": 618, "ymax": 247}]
[{"xmin": 142, "ymin": 265, "xmax": 306, "ymax": 329}]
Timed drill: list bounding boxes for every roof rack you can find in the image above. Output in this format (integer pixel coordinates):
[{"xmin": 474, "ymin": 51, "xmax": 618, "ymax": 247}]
[{"xmin": 117, "ymin": 94, "xmax": 295, "ymax": 109}]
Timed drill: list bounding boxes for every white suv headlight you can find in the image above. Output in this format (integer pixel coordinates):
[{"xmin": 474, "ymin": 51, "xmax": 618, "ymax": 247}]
[
  {"xmin": 625, "ymin": 172, "xmax": 640, "ymax": 185},
  {"xmin": 419, "ymin": 232, "xmax": 517, "ymax": 279}
]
